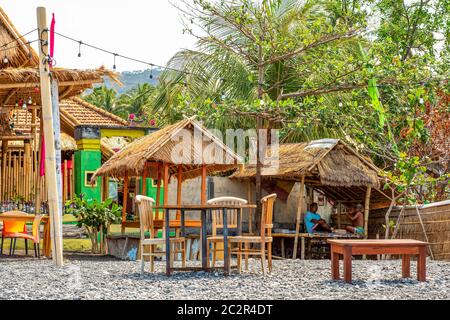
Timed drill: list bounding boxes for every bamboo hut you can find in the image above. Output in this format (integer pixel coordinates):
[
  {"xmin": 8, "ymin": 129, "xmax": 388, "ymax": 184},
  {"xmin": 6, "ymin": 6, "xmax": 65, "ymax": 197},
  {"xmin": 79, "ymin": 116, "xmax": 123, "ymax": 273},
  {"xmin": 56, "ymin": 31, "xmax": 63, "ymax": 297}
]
[
  {"xmin": 232, "ymin": 139, "xmax": 391, "ymax": 257},
  {"xmin": 0, "ymin": 7, "xmax": 116, "ymax": 210},
  {"xmin": 92, "ymin": 117, "xmax": 242, "ymax": 233}
]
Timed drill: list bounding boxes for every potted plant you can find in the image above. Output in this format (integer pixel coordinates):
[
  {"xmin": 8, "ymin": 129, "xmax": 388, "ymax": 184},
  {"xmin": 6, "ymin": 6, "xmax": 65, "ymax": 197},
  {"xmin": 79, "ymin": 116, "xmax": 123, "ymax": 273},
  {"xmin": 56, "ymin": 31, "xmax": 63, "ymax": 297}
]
[{"xmin": 65, "ymin": 196, "xmax": 122, "ymax": 254}]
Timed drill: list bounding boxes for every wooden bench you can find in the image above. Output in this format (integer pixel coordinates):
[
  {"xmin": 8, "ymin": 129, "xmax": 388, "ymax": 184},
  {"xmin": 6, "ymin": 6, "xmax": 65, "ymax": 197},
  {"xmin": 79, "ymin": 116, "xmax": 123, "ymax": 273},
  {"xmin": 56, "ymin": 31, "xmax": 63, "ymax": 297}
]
[{"xmin": 328, "ymin": 239, "xmax": 428, "ymax": 283}]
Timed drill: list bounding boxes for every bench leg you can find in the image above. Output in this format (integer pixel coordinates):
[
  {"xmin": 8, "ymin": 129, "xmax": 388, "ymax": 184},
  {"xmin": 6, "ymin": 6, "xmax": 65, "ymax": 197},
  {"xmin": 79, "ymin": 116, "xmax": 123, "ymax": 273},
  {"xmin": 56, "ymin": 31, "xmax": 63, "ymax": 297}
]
[
  {"xmin": 331, "ymin": 250, "xmax": 340, "ymax": 280},
  {"xmin": 417, "ymin": 247, "xmax": 427, "ymax": 282},
  {"xmin": 402, "ymin": 255, "xmax": 411, "ymax": 278},
  {"xmin": 343, "ymin": 247, "xmax": 352, "ymax": 284}
]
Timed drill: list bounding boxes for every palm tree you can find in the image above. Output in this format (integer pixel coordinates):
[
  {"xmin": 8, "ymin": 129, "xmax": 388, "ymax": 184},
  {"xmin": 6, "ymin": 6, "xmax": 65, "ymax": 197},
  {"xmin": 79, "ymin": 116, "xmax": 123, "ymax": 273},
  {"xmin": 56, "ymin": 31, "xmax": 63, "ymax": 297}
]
[
  {"xmin": 151, "ymin": 0, "xmax": 366, "ymax": 141},
  {"xmin": 83, "ymin": 86, "xmax": 118, "ymax": 114},
  {"xmin": 116, "ymin": 83, "xmax": 155, "ymax": 123}
]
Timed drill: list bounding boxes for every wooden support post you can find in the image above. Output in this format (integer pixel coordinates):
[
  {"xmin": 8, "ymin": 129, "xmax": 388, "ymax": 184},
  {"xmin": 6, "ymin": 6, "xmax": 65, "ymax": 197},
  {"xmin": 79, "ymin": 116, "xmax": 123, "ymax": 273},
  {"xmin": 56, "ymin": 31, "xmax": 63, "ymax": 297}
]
[
  {"xmin": 163, "ymin": 163, "xmax": 169, "ymax": 205},
  {"xmin": 142, "ymin": 163, "xmax": 148, "ymax": 196},
  {"xmin": 121, "ymin": 174, "xmax": 129, "ymax": 234},
  {"xmin": 156, "ymin": 164, "xmax": 162, "ymax": 220},
  {"xmin": 247, "ymin": 180, "xmax": 253, "ymax": 234},
  {"xmin": 177, "ymin": 165, "xmax": 182, "ymax": 217},
  {"xmin": 337, "ymin": 202, "xmax": 342, "ymax": 229},
  {"xmin": 293, "ymin": 175, "xmax": 306, "ymax": 259},
  {"xmin": 201, "ymin": 164, "xmax": 207, "ymax": 205},
  {"xmin": 37, "ymin": 6, "xmax": 63, "ymax": 266},
  {"xmin": 364, "ymin": 187, "xmax": 372, "ymax": 239}
]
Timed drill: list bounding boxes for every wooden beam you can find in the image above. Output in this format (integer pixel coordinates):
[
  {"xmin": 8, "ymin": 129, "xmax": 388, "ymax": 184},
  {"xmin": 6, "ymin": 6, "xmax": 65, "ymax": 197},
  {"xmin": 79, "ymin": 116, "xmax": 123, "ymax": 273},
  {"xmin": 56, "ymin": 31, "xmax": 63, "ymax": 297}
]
[
  {"xmin": 163, "ymin": 162, "xmax": 169, "ymax": 206},
  {"xmin": 121, "ymin": 174, "xmax": 129, "ymax": 234},
  {"xmin": 293, "ymin": 175, "xmax": 306, "ymax": 259},
  {"xmin": 177, "ymin": 164, "xmax": 182, "ymax": 219},
  {"xmin": 37, "ymin": 7, "xmax": 63, "ymax": 266},
  {"xmin": 156, "ymin": 163, "xmax": 162, "ymax": 219},
  {"xmin": 142, "ymin": 162, "xmax": 148, "ymax": 195},
  {"xmin": 0, "ymin": 79, "xmax": 103, "ymax": 90},
  {"xmin": 201, "ymin": 164, "xmax": 207, "ymax": 205}
]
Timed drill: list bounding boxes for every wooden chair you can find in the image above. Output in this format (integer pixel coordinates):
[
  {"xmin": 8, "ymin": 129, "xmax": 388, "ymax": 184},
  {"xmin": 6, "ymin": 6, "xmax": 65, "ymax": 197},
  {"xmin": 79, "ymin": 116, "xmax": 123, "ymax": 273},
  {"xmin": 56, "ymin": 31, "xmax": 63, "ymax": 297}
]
[
  {"xmin": 229, "ymin": 194, "xmax": 277, "ymax": 276},
  {"xmin": 206, "ymin": 197, "xmax": 248, "ymax": 268},
  {"xmin": 1, "ymin": 212, "xmax": 42, "ymax": 257},
  {"xmin": 135, "ymin": 196, "xmax": 186, "ymax": 274}
]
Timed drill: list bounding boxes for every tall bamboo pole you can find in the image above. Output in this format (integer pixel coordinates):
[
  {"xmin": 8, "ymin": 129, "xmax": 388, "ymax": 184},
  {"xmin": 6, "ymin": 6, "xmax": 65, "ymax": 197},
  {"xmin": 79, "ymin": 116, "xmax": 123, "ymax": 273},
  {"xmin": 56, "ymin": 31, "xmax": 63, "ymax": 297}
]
[
  {"xmin": 37, "ymin": 6, "xmax": 63, "ymax": 266},
  {"xmin": 293, "ymin": 175, "xmax": 306, "ymax": 259}
]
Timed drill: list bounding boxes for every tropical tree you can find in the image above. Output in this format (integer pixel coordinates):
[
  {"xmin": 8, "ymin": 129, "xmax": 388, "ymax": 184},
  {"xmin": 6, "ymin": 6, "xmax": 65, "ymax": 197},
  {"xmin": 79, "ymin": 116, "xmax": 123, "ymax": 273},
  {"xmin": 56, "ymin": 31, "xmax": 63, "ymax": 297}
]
[
  {"xmin": 116, "ymin": 83, "xmax": 156, "ymax": 124},
  {"xmin": 83, "ymin": 86, "xmax": 119, "ymax": 114}
]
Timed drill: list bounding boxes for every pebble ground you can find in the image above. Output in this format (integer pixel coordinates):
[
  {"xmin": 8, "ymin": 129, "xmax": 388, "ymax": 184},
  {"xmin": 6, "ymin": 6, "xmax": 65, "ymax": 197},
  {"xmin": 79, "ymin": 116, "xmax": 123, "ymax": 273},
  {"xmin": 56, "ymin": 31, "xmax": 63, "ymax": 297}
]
[{"xmin": 0, "ymin": 254, "xmax": 449, "ymax": 300}]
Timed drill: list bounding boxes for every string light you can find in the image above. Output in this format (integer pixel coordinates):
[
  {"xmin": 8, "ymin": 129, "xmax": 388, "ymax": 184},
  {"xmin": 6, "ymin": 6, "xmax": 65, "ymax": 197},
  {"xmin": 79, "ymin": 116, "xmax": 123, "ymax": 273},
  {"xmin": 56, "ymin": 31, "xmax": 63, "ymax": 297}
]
[
  {"xmin": 113, "ymin": 53, "xmax": 118, "ymax": 71},
  {"xmin": 78, "ymin": 41, "xmax": 82, "ymax": 58}
]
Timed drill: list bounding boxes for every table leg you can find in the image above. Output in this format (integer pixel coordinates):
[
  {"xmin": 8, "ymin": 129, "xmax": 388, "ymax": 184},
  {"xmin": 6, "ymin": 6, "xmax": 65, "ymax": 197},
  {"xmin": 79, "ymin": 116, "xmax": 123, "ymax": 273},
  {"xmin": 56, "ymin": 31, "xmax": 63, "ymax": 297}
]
[
  {"xmin": 343, "ymin": 246, "xmax": 352, "ymax": 284},
  {"xmin": 402, "ymin": 255, "xmax": 411, "ymax": 278},
  {"xmin": 331, "ymin": 245, "xmax": 340, "ymax": 280},
  {"xmin": 201, "ymin": 209, "xmax": 208, "ymax": 271},
  {"xmin": 281, "ymin": 239, "xmax": 285, "ymax": 258},
  {"xmin": 223, "ymin": 208, "xmax": 230, "ymax": 276},
  {"xmin": 165, "ymin": 209, "xmax": 171, "ymax": 276},
  {"xmin": 417, "ymin": 246, "xmax": 427, "ymax": 282}
]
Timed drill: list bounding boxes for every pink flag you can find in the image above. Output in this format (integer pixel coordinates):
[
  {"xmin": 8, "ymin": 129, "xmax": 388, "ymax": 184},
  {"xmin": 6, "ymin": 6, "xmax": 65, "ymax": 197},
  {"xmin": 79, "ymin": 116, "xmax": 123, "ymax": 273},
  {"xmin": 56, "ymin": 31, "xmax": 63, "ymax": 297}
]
[{"xmin": 50, "ymin": 13, "xmax": 56, "ymax": 61}]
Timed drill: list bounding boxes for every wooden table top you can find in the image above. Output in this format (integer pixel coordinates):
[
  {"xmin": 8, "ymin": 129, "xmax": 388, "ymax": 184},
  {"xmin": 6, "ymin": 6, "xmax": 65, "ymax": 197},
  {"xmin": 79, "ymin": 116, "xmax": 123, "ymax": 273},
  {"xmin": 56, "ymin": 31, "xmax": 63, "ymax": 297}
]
[
  {"xmin": 0, "ymin": 213, "xmax": 49, "ymax": 222},
  {"xmin": 154, "ymin": 204, "xmax": 257, "ymax": 210},
  {"xmin": 328, "ymin": 239, "xmax": 428, "ymax": 246}
]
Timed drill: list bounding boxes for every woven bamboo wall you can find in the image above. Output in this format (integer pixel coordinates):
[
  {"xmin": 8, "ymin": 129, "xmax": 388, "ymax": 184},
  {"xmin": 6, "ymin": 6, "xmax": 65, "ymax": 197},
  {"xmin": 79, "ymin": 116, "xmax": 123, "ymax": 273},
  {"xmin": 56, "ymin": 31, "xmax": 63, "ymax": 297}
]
[{"xmin": 369, "ymin": 201, "xmax": 450, "ymax": 261}]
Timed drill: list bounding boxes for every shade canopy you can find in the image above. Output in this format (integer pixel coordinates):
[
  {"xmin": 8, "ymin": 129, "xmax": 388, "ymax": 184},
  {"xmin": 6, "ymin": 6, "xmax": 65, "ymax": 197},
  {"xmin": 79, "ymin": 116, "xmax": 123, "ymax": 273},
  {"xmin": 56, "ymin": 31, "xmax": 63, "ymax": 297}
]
[
  {"xmin": 93, "ymin": 117, "xmax": 243, "ymax": 181},
  {"xmin": 232, "ymin": 139, "xmax": 391, "ymax": 205}
]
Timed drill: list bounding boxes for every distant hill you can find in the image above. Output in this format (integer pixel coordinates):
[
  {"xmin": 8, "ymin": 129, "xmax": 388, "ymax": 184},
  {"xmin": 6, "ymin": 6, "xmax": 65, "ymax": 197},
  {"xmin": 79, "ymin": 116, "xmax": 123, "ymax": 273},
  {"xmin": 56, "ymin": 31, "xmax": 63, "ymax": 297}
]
[{"xmin": 103, "ymin": 68, "xmax": 163, "ymax": 94}]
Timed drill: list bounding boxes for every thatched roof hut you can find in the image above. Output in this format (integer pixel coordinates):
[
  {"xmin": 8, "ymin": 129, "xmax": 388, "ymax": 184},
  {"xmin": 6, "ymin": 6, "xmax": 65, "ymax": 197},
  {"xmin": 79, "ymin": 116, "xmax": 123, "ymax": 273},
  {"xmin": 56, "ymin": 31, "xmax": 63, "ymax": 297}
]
[
  {"xmin": 0, "ymin": 7, "xmax": 119, "ymax": 110},
  {"xmin": 93, "ymin": 117, "xmax": 242, "ymax": 181},
  {"xmin": 233, "ymin": 139, "xmax": 390, "ymax": 205}
]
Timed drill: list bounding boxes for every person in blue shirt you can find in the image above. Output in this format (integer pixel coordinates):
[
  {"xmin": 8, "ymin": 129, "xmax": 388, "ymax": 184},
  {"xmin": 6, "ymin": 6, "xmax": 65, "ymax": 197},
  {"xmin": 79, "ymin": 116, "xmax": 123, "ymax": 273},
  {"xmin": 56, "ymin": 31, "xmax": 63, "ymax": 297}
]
[{"xmin": 304, "ymin": 203, "xmax": 333, "ymax": 233}]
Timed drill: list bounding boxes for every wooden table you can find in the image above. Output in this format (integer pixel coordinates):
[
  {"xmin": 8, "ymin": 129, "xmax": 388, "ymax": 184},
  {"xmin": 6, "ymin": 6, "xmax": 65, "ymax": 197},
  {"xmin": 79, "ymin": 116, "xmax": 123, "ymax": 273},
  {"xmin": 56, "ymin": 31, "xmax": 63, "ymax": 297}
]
[
  {"xmin": 328, "ymin": 239, "xmax": 428, "ymax": 283},
  {"xmin": 273, "ymin": 233, "xmax": 362, "ymax": 259},
  {"xmin": 0, "ymin": 214, "xmax": 51, "ymax": 258},
  {"xmin": 155, "ymin": 204, "xmax": 256, "ymax": 276}
]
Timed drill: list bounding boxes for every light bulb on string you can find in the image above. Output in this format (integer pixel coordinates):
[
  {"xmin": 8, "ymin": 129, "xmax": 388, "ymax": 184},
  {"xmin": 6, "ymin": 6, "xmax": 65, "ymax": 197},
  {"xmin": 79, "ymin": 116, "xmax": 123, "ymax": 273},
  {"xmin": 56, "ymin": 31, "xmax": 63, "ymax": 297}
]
[
  {"xmin": 3, "ymin": 56, "xmax": 8, "ymax": 64},
  {"xmin": 28, "ymin": 97, "xmax": 33, "ymax": 105},
  {"xmin": 149, "ymin": 65, "xmax": 154, "ymax": 80},
  {"xmin": 113, "ymin": 53, "xmax": 117, "ymax": 71},
  {"xmin": 78, "ymin": 41, "xmax": 82, "ymax": 58}
]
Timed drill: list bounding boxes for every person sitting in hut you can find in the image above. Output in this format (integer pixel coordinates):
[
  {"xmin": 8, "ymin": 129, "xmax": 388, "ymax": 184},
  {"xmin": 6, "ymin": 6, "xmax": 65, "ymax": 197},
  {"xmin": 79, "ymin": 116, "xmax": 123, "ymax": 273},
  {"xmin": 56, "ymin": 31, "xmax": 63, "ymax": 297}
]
[
  {"xmin": 345, "ymin": 204, "xmax": 365, "ymax": 235},
  {"xmin": 304, "ymin": 203, "xmax": 333, "ymax": 233}
]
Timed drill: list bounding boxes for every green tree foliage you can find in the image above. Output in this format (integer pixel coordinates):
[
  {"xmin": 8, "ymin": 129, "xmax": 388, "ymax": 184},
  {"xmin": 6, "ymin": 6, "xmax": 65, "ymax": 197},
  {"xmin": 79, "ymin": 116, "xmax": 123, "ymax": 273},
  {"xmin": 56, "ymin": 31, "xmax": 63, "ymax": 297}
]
[
  {"xmin": 154, "ymin": 0, "xmax": 448, "ymax": 201},
  {"xmin": 65, "ymin": 196, "xmax": 122, "ymax": 254}
]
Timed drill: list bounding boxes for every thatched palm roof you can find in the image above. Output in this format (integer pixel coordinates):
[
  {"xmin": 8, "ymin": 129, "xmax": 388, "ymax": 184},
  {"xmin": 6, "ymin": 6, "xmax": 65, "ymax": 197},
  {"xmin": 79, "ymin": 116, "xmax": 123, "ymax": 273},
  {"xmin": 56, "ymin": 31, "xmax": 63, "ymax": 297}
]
[
  {"xmin": 0, "ymin": 7, "xmax": 118, "ymax": 110},
  {"xmin": 233, "ymin": 139, "xmax": 379, "ymax": 187},
  {"xmin": 233, "ymin": 139, "xmax": 390, "ymax": 204},
  {"xmin": 93, "ymin": 117, "xmax": 242, "ymax": 181},
  {"xmin": 0, "ymin": 7, "xmax": 39, "ymax": 68}
]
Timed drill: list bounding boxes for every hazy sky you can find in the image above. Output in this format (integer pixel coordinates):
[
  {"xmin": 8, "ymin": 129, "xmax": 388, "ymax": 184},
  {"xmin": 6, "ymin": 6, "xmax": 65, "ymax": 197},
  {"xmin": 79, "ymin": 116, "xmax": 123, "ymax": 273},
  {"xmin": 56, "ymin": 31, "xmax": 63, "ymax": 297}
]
[{"xmin": 2, "ymin": 0, "xmax": 197, "ymax": 71}]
